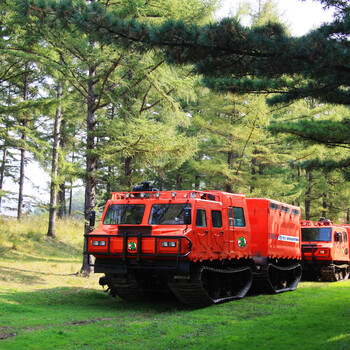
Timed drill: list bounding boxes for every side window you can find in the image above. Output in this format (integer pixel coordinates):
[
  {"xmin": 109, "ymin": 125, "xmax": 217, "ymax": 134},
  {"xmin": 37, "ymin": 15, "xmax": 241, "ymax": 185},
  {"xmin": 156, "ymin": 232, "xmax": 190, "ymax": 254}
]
[
  {"xmin": 196, "ymin": 209, "xmax": 207, "ymax": 227},
  {"xmin": 335, "ymin": 232, "xmax": 343, "ymax": 243},
  {"xmin": 229, "ymin": 208, "xmax": 234, "ymax": 227},
  {"xmin": 233, "ymin": 207, "xmax": 246, "ymax": 227},
  {"xmin": 344, "ymin": 232, "xmax": 348, "ymax": 242},
  {"xmin": 211, "ymin": 211, "xmax": 222, "ymax": 228}
]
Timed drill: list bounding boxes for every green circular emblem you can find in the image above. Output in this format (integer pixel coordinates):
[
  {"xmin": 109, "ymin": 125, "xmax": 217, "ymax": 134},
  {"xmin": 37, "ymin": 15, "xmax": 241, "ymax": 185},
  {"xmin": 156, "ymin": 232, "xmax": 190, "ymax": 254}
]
[
  {"xmin": 345, "ymin": 248, "xmax": 349, "ymax": 255},
  {"xmin": 128, "ymin": 242, "xmax": 137, "ymax": 251},
  {"xmin": 238, "ymin": 237, "xmax": 247, "ymax": 249}
]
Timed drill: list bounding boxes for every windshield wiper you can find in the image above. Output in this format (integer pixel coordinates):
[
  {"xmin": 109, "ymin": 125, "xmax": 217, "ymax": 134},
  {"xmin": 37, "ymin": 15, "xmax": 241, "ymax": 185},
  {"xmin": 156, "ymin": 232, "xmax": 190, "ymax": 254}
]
[
  {"xmin": 174, "ymin": 203, "xmax": 190, "ymax": 222},
  {"xmin": 154, "ymin": 204, "xmax": 171, "ymax": 223},
  {"xmin": 119, "ymin": 203, "xmax": 130, "ymax": 223}
]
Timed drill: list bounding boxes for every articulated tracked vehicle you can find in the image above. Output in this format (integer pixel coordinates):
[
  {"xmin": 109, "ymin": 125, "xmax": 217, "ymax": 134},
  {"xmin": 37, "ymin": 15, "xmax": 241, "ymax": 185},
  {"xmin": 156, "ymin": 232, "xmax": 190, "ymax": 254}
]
[
  {"xmin": 301, "ymin": 219, "xmax": 350, "ymax": 281},
  {"xmin": 85, "ymin": 183, "xmax": 302, "ymax": 307}
]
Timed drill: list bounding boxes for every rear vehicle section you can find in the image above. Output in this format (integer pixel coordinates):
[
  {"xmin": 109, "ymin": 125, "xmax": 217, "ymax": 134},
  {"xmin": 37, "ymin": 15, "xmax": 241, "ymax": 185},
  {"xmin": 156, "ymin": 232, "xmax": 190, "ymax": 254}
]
[{"xmin": 301, "ymin": 219, "xmax": 350, "ymax": 281}]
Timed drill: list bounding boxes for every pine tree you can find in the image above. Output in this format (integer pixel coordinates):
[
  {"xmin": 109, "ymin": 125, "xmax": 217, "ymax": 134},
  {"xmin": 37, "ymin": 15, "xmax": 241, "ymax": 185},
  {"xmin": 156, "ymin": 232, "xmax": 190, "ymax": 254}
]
[
  {"xmin": 20, "ymin": 0, "xmax": 349, "ymax": 104},
  {"xmin": 19, "ymin": 0, "xmax": 218, "ymax": 275},
  {"xmin": 0, "ymin": 1, "xmax": 56, "ymax": 218}
]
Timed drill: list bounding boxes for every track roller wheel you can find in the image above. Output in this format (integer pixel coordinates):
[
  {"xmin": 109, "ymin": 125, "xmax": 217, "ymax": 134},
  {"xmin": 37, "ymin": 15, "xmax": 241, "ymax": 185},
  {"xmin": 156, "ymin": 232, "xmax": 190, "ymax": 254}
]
[
  {"xmin": 167, "ymin": 265, "xmax": 253, "ymax": 308},
  {"xmin": 321, "ymin": 264, "xmax": 350, "ymax": 282},
  {"xmin": 103, "ymin": 272, "xmax": 172, "ymax": 301}
]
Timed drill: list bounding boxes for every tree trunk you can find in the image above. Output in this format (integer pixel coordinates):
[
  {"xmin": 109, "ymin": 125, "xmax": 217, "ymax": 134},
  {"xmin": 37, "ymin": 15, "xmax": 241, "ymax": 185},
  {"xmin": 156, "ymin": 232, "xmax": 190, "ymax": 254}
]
[
  {"xmin": 68, "ymin": 151, "xmax": 75, "ymax": 217},
  {"xmin": 321, "ymin": 193, "xmax": 327, "ymax": 219},
  {"xmin": 69, "ymin": 182, "xmax": 73, "ymax": 217},
  {"xmin": 194, "ymin": 174, "xmax": 200, "ymax": 190},
  {"xmin": 80, "ymin": 65, "xmax": 97, "ymax": 276},
  {"xmin": 58, "ymin": 119, "xmax": 67, "ymax": 218},
  {"xmin": 0, "ymin": 146, "xmax": 7, "ymax": 210},
  {"xmin": 17, "ymin": 68, "xmax": 29, "ymax": 221},
  {"xmin": 226, "ymin": 150, "xmax": 233, "ymax": 193},
  {"xmin": 47, "ymin": 82, "xmax": 63, "ymax": 238},
  {"xmin": 123, "ymin": 156, "xmax": 133, "ymax": 188},
  {"xmin": 176, "ymin": 174, "xmax": 182, "ymax": 190},
  {"xmin": 304, "ymin": 171, "xmax": 312, "ymax": 220},
  {"xmin": 58, "ymin": 183, "xmax": 66, "ymax": 218},
  {"xmin": 250, "ymin": 156, "xmax": 257, "ymax": 193},
  {"xmin": 106, "ymin": 165, "xmax": 111, "ymax": 195}
]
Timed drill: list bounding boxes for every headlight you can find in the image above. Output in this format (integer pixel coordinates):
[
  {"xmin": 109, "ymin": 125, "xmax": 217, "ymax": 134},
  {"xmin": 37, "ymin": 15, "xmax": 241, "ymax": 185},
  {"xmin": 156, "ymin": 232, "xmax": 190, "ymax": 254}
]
[
  {"xmin": 92, "ymin": 240, "xmax": 106, "ymax": 246},
  {"xmin": 161, "ymin": 241, "xmax": 177, "ymax": 248}
]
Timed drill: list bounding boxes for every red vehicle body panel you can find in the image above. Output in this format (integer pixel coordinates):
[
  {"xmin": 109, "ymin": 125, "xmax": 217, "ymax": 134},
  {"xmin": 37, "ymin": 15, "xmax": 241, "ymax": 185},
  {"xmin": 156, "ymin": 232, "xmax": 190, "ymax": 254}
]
[
  {"xmin": 87, "ymin": 190, "xmax": 301, "ymax": 265},
  {"xmin": 247, "ymin": 199, "xmax": 301, "ymax": 260}
]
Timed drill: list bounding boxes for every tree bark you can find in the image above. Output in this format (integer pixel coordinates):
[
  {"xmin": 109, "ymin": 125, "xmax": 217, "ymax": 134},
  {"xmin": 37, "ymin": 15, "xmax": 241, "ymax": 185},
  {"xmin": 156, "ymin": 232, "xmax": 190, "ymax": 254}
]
[
  {"xmin": 321, "ymin": 193, "xmax": 327, "ymax": 219},
  {"xmin": 80, "ymin": 65, "xmax": 97, "ymax": 276},
  {"xmin": 123, "ymin": 156, "xmax": 133, "ymax": 188},
  {"xmin": 304, "ymin": 171, "xmax": 312, "ymax": 220},
  {"xmin": 0, "ymin": 146, "xmax": 7, "ymax": 210},
  {"xmin": 47, "ymin": 82, "xmax": 63, "ymax": 238},
  {"xmin": 225, "ymin": 150, "xmax": 233, "ymax": 193},
  {"xmin": 68, "ymin": 182, "xmax": 73, "ymax": 217},
  {"xmin": 17, "ymin": 68, "xmax": 28, "ymax": 220},
  {"xmin": 57, "ymin": 119, "xmax": 67, "ymax": 218},
  {"xmin": 194, "ymin": 174, "xmax": 200, "ymax": 190},
  {"xmin": 58, "ymin": 183, "xmax": 66, "ymax": 218},
  {"xmin": 68, "ymin": 151, "xmax": 75, "ymax": 217}
]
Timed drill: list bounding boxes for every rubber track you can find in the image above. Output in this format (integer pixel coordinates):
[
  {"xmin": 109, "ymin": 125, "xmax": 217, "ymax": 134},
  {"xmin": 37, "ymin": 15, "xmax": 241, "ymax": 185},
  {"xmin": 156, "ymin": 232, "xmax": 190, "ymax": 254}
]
[
  {"xmin": 254, "ymin": 263, "xmax": 302, "ymax": 294},
  {"xmin": 167, "ymin": 266, "xmax": 252, "ymax": 308},
  {"xmin": 104, "ymin": 273, "xmax": 151, "ymax": 301},
  {"xmin": 267, "ymin": 263, "xmax": 302, "ymax": 293},
  {"xmin": 320, "ymin": 264, "xmax": 350, "ymax": 282}
]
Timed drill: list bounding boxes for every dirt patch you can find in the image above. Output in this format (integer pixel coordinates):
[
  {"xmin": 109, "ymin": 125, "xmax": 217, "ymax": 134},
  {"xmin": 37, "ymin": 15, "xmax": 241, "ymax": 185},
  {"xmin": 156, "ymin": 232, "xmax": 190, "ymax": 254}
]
[
  {"xmin": 0, "ymin": 317, "xmax": 119, "ymax": 341},
  {"xmin": 0, "ymin": 333, "xmax": 17, "ymax": 340}
]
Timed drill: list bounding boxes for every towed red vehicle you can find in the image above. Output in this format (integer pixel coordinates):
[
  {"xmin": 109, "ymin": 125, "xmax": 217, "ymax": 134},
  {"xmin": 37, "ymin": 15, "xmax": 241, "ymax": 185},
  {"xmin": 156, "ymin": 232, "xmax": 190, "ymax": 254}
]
[{"xmin": 301, "ymin": 218, "xmax": 350, "ymax": 281}]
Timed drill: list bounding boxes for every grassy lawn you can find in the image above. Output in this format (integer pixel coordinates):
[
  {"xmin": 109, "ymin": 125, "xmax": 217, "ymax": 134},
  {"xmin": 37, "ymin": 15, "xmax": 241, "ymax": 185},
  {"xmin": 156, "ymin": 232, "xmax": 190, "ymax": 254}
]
[{"xmin": 0, "ymin": 216, "xmax": 349, "ymax": 350}]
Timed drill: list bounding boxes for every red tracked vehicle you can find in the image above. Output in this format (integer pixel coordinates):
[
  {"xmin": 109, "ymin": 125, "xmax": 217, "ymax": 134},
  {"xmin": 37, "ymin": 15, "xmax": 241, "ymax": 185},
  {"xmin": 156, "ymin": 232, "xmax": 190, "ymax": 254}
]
[
  {"xmin": 85, "ymin": 182, "xmax": 302, "ymax": 307},
  {"xmin": 301, "ymin": 219, "xmax": 350, "ymax": 281}
]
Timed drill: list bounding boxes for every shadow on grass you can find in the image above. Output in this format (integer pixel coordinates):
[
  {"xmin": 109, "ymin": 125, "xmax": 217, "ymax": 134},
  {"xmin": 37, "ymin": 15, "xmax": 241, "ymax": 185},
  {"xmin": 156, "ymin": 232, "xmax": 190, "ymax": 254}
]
[
  {"xmin": 0, "ymin": 267, "xmax": 47, "ymax": 285},
  {"xmin": 0, "ymin": 265, "xmax": 78, "ymax": 280},
  {"xmin": 0, "ymin": 285, "xmax": 187, "ymax": 315}
]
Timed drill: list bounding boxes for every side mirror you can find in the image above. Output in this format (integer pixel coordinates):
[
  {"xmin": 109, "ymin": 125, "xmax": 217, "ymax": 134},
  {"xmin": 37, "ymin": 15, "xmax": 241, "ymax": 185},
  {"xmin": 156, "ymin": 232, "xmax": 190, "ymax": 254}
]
[
  {"xmin": 184, "ymin": 208, "xmax": 191, "ymax": 225},
  {"xmin": 89, "ymin": 210, "xmax": 96, "ymax": 227}
]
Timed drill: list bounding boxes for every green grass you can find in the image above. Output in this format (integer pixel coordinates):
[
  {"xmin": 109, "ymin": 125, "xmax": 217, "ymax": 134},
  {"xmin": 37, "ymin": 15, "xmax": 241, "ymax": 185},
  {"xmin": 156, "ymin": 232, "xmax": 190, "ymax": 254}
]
[{"xmin": 0, "ymin": 216, "xmax": 349, "ymax": 349}]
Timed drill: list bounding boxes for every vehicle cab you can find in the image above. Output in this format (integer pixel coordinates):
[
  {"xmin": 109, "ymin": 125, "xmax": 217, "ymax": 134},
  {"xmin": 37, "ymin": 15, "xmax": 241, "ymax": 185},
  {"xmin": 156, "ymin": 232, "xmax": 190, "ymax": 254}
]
[
  {"xmin": 301, "ymin": 218, "xmax": 350, "ymax": 281},
  {"xmin": 85, "ymin": 184, "xmax": 250, "ymax": 274}
]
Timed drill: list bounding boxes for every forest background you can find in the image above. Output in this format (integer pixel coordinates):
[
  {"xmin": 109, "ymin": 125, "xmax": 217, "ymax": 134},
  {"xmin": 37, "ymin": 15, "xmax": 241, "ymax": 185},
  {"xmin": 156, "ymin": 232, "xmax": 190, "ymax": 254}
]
[{"xmin": 1, "ymin": 0, "xmax": 349, "ymax": 243}]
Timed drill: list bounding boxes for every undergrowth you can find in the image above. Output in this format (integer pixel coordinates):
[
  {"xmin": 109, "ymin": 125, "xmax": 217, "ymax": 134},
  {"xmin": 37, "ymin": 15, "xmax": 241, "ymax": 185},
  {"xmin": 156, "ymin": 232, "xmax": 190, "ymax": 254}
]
[{"xmin": 0, "ymin": 215, "xmax": 84, "ymax": 252}]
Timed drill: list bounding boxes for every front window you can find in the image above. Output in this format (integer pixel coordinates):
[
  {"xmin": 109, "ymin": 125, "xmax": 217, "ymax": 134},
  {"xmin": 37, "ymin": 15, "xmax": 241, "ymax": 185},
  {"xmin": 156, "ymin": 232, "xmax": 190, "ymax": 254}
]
[
  {"xmin": 301, "ymin": 227, "xmax": 332, "ymax": 242},
  {"xmin": 103, "ymin": 204, "xmax": 145, "ymax": 225},
  {"xmin": 149, "ymin": 203, "xmax": 191, "ymax": 225}
]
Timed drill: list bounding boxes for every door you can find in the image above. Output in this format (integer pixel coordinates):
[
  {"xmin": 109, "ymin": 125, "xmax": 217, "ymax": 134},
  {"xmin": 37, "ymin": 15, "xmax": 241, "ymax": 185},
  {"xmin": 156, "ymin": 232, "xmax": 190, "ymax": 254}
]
[
  {"xmin": 210, "ymin": 210, "xmax": 224, "ymax": 253},
  {"xmin": 194, "ymin": 208, "xmax": 209, "ymax": 253}
]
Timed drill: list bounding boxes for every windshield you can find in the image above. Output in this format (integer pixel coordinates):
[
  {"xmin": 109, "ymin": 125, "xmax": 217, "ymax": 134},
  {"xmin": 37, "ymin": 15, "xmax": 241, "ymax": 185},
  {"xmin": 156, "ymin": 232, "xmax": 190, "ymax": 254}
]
[
  {"xmin": 103, "ymin": 204, "xmax": 145, "ymax": 225},
  {"xmin": 301, "ymin": 227, "xmax": 332, "ymax": 242},
  {"xmin": 149, "ymin": 203, "xmax": 191, "ymax": 225}
]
